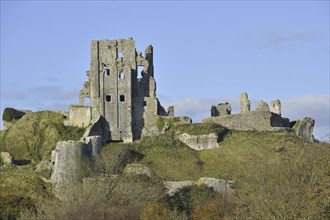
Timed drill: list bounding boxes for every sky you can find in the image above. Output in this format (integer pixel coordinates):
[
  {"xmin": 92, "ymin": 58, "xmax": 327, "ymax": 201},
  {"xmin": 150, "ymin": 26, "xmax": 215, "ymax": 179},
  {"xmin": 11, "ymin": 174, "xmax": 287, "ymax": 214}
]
[{"xmin": 1, "ymin": 1, "xmax": 329, "ymax": 140}]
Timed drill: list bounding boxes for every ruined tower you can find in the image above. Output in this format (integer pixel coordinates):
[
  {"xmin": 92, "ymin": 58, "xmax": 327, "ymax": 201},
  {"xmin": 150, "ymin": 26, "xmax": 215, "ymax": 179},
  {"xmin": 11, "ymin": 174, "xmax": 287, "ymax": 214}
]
[{"xmin": 68, "ymin": 38, "xmax": 167, "ymax": 142}]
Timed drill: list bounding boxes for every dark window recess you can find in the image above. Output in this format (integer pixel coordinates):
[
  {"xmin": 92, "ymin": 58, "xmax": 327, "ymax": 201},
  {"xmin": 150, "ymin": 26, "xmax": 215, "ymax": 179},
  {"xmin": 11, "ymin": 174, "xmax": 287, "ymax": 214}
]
[
  {"xmin": 119, "ymin": 72, "xmax": 125, "ymax": 79},
  {"xmin": 143, "ymin": 101, "xmax": 147, "ymax": 106},
  {"xmin": 104, "ymin": 68, "xmax": 110, "ymax": 76},
  {"xmin": 106, "ymin": 95, "xmax": 111, "ymax": 102},
  {"xmin": 120, "ymin": 95, "xmax": 125, "ymax": 102}
]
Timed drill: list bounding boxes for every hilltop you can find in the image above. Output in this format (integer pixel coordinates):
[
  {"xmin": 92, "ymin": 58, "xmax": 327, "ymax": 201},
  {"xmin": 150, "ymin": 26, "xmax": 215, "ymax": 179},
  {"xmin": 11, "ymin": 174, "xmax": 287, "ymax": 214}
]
[{"xmin": 1, "ymin": 110, "xmax": 329, "ymax": 219}]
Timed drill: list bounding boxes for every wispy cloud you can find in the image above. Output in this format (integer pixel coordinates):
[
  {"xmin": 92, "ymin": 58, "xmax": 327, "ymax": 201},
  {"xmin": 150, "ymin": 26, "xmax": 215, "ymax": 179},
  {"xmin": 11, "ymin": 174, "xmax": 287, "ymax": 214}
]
[
  {"xmin": 28, "ymin": 86, "xmax": 78, "ymax": 100},
  {"xmin": 257, "ymin": 31, "xmax": 314, "ymax": 47},
  {"xmin": 242, "ymin": 30, "xmax": 316, "ymax": 48}
]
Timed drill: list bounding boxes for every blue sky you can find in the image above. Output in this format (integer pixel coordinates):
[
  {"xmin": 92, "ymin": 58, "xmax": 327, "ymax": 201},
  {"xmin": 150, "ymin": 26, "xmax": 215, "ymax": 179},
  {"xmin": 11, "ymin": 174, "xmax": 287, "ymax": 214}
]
[{"xmin": 1, "ymin": 1, "xmax": 329, "ymax": 139}]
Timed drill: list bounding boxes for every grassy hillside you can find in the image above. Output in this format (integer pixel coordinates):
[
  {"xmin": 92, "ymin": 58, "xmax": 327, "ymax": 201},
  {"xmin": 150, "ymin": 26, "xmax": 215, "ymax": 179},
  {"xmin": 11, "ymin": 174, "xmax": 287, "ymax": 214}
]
[
  {"xmin": 1, "ymin": 116, "xmax": 329, "ymax": 219},
  {"xmin": 0, "ymin": 111, "xmax": 85, "ymax": 163}
]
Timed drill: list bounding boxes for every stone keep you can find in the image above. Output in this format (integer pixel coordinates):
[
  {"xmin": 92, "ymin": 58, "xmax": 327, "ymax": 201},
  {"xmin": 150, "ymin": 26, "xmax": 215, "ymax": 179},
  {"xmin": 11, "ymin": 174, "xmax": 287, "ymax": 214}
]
[{"xmin": 68, "ymin": 38, "xmax": 166, "ymax": 142}]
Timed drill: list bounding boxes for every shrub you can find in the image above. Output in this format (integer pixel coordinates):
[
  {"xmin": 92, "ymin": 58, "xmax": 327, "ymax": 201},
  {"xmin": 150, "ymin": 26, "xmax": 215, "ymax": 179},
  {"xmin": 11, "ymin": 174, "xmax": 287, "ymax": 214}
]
[
  {"xmin": 140, "ymin": 202, "xmax": 170, "ymax": 220},
  {"xmin": 2, "ymin": 107, "xmax": 15, "ymax": 122}
]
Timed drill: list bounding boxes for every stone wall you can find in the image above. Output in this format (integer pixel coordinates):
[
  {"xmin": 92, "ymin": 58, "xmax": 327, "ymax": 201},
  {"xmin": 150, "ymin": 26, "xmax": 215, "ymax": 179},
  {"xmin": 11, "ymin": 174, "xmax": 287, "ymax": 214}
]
[
  {"xmin": 67, "ymin": 38, "xmax": 166, "ymax": 142},
  {"xmin": 203, "ymin": 111, "xmax": 290, "ymax": 131},
  {"xmin": 66, "ymin": 105, "xmax": 91, "ymax": 128}
]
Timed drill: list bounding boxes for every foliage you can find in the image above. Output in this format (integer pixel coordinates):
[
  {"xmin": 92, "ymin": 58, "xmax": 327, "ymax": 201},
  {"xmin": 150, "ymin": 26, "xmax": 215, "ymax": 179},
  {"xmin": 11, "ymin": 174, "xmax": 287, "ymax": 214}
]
[
  {"xmin": 0, "ymin": 165, "xmax": 52, "ymax": 219},
  {"xmin": 192, "ymin": 192, "xmax": 234, "ymax": 220},
  {"xmin": 2, "ymin": 116, "xmax": 330, "ymax": 219},
  {"xmin": 140, "ymin": 202, "xmax": 170, "ymax": 220},
  {"xmin": 2, "ymin": 107, "xmax": 15, "ymax": 122},
  {"xmin": 164, "ymin": 185, "xmax": 216, "ymax": 216}
]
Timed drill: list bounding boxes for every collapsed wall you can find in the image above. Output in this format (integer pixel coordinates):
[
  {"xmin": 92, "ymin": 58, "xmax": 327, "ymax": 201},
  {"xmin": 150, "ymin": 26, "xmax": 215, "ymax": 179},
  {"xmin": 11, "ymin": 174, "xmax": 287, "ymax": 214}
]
[{"xmin": 203, "ymin": 92, "xmax": 290, "ymax": 131}]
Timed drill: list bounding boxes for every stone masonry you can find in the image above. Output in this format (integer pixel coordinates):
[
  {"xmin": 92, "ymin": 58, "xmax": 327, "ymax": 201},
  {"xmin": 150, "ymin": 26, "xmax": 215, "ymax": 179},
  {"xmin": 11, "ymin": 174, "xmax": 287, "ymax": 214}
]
[
  {"xmin": 270, "ymin": 99, "xmax": 281, "ymax": 115},
  {"xmin": 203, "ymin": 92, "xmax": 290, "ymax": 131},
  {"xmin": 67, "ymin": 38, "xmax": 166, "ymax": 142},
  {"xmin": 240, "ymin": 92, "xmax": 250, "ymax": 113}
]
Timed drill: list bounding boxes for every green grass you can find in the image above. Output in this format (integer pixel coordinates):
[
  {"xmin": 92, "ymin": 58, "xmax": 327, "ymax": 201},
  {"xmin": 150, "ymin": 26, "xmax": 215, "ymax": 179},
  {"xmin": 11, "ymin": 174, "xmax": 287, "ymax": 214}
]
[
  {"xmin": 0, "ymin": 165, "xmax": 53, "ymax": 218},
  {"xmin": 174, "ymin": 123, "xmax": 227, "ymax": 135},
  {"xmin": 0, "ymin": 111, "xmax": 85, "ymax": 162},
  {"xmin": 1, "ymin": 114, "xmax": 329, "ymax": 219}
]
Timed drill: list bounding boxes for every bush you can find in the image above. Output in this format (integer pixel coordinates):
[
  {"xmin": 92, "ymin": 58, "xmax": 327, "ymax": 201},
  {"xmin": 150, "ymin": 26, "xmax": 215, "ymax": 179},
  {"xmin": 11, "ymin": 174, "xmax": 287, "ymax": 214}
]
[
  {"xmin": 2, "ymin": 107, "xmax": 15, "ymax": 122},
  {"xmin": 165, "ymin": 185, "xmax": 216, "ymax": 216},
  {"xmin": 140, "ymin": 202, "xmax": 170, "ymax": 220}
]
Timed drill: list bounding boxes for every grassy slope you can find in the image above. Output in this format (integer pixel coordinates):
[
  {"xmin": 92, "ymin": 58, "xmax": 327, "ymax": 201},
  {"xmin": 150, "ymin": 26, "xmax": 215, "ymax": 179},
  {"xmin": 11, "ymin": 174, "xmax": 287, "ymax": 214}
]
[
  {"xmin": 0, "ymin": 111, "xmax": 85, "ymax": 162},
  {"xmin": 1, "ymin": 116, "xmax": 329, "ymax": 218}
]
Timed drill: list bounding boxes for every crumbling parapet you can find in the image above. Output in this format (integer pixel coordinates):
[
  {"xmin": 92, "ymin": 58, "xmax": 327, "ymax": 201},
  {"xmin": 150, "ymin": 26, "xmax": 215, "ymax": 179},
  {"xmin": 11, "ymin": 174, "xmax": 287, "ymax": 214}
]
[
  {"xmin": 240, "ymin": 92, "xmax": 250, "ymax": 113},
  {"xmin": 256, "ymin": 101, "xmax": 270, "ymax": 112},
  {"xmin": 270, "ymin": 99, "xmax": 281, "ymax": 115},
  {"xmin": 211, "ymin": 102, "xmax": 231, "ymax": 117}
]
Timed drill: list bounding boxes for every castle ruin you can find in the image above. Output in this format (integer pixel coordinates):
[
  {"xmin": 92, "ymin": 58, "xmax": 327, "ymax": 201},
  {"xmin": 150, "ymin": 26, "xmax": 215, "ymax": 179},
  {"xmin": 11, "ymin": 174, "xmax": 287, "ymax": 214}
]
[{"xmin": 66, "ymin": 38, "xmax": 169, "ymax": 142}]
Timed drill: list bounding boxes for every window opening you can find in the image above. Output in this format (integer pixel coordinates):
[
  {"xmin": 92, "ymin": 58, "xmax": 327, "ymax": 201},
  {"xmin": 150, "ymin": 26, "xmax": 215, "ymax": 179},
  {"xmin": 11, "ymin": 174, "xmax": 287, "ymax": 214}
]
[
  {"xmin": 106, "ymin": 95, "xmax": 111, "ymax": 102},
  {"xmin": 143, "ymin": 101, "xmax": 147, "ymax": 106},
  {"xmin": 119, "ymin": 72, "xmax": 125, "ymax": 79},
  {"xmin": 84, "ymin": 98, "xmax": 91, "ymax": 107},
  {"xmin": 104, "ymin": 68, "xmax": 110, "ymax": 76},
  {"xmin": 120, "ymin": 95, "xmax": 125, "ymax": 102},
  {"xmin": 118, "ymin": 51, "xmax": 123, "ymax": 57},
  {"xmin": 137, "ymin": 66, "xmax": 144, "ymax": 79}
]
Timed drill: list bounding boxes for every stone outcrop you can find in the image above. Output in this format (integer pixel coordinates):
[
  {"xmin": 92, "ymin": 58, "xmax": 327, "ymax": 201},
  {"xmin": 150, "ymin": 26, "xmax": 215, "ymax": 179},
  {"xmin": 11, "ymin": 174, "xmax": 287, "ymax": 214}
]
[
  {"xmin": 124, "ymin": 163, "xmax": 154, "ymax": 177},
  {"xmin": 196, "ymin": 177, "xmax": 235, "ymax": 192},
  {"xmin": 178, "ymin": 133, "xmax": 219, "ymax": 150},
  {"xmin": 270, "ymin": 99, "xmax": 281, "ymax": 115},
  {"xmin": 164, "ymin": 181, "xmax": 195, "ymax": 196},
  {"xmin": 0, "ymin": 152, "xmax": 13, "ymax": 167},
  {"xmin": 164, "ymin": 178, "xmax": 235, "ymax": 196},
  {"xmin": 256, "ymin": 101, "xmax": 270, "ymax": 112},
  {"xmin": 293, "ymin": 117, "xmax": 315, "ymax": 142},
  {"xmin": 240, "ymin": 92, "xmax": 250, "ymax": 113},
  {"xmin": 211, "ymin": 103, "xmax": 231, "ymax": 116}
]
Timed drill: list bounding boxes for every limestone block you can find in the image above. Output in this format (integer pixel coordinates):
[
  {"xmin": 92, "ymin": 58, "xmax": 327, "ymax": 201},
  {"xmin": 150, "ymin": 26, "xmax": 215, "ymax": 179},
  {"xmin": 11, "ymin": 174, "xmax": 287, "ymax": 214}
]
[
  {"xmin": 178, "ymin": 133, "xmax": 218, "ymax": 150},
  {"xmin": 0, "ymin": 152, "xmax": 13, "ymax": 167},
  {"xmin": 164, "ymin": 181, "xmax": 195, "ymax": 196},
  {"xmin": 256, "ymin": 101, "xmax": 270, "ymax": 112},
  {"xmin": 294, "ymin": 117, "xmax": 315, "ymax": 142},
  {"xmin": 270, "ymin": 99, "xmax": 281, "ymax": 115},
  {"xmin": 196, "ymin": 177, "xmax": 235, "ymax": 192},
  {"xmin": 124, "ymin": 163, "xmax": 154, "ymax": 177},
  {"xmin": 240, "ymin": 92, "xmax": 250, "ymax": 113}
]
